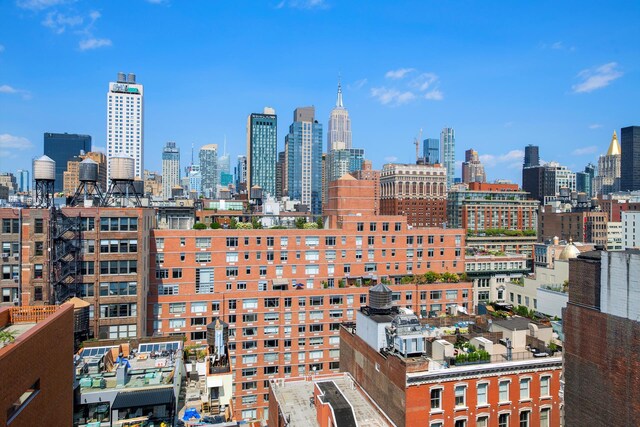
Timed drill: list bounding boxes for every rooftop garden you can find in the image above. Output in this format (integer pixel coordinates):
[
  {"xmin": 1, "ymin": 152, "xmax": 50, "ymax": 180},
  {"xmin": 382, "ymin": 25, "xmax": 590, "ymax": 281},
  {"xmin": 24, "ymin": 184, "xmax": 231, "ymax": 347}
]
[{"xmin": 467, "ymin": 228, "xmax": 536, "ymax": 237}]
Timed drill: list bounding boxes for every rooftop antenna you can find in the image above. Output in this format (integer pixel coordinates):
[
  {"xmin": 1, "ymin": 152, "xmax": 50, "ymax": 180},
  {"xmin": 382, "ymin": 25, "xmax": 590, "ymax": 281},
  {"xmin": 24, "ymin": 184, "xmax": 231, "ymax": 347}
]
[
  {"xmin": 191, "ymin": 143, "xmax": 194, "ymax": 166},
  {"xmin": 224, "ymin": 135, "xmax": 227, "ymax": 156}
]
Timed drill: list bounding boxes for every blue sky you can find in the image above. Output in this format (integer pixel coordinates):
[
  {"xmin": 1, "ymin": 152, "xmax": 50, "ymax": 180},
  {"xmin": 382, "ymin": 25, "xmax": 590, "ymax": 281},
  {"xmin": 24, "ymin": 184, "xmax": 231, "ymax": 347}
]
[{"xmin": 1, "ymin": 0, "xmax": 639, "ymax": 184}]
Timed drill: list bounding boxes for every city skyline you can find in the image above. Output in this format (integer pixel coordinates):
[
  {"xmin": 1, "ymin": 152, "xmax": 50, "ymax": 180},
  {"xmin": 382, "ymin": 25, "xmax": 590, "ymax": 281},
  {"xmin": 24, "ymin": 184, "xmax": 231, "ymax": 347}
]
[{"xmin": 1, "ymin": 1, "xmax": 640, "ymax": 184}]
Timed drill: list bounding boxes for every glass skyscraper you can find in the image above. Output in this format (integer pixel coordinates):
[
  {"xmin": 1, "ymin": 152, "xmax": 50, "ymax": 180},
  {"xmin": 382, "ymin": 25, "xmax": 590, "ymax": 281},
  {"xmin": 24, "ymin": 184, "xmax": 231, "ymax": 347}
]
[
  {"xmin": 17, "ymin": 170, "xmax": 30, "ymax": 193},
  {"xmin": 440, "ymin": 127, "xmax": 455, "ymax": 188},
  {"xmin": 199, "ymin": 144, "xmax": 218, "ymax": 198},
  {"xmin": 423, "ymin": 138, "xmax": 439, "ymax": 164},
  {"xmin": 43, "ymin": 132, "xmax": 91, "ymax": 192},
  {"xmin": 247, "ymin": 108, "xmax": 277, "ymax": 197},
  {"xmin": 621, "ymin": 126, "xmax": 640, "ymax": 191},
  {"xmin": 285, "ymin": 107, "xmax": 323, "ymax": 215}
]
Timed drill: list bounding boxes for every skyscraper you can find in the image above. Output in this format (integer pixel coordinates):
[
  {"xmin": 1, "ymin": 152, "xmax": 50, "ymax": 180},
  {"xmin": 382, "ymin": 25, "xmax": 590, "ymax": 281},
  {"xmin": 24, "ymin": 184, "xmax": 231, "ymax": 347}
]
[
  {"xmin": 285, "ymin": 106, "xmax": 323, "ymax": 214},
  {"xmin": 423, "ymin": 138, "xmax": 439, "ymax": 164},
  {"xmin": 620, "ymin": 126, "xmax": 640, "ymax": 191},
  {"xmin": 461, "ymin": 148, "xmax": 486, "ymax": 183},
  {"xmin": 106, "ymin": 72, "xmax": 144, "ymax": 181},
  {"xmin": 440, "ymin": 127, "xmax": 455, "ymax": 188},
  {"xmin": 276, "ymin": 151, "xmax": 286, "ymax": 199},
  {"xmin": 523, "ymin": 144, "xmax": 540, "ymax": 168},
  {"xmin": 162, "ymin": 142, "xmax": 180, "ymax": 200},
  {"xmin": 199, "ymin": 144, "xmax": 218, "ymax": 198},
  {"xmin": 593, "ymin": 131, "xmax": 621, "ymax": 196},
  {"xmin": 247, "ymin": 108, "xmax": 277, "ymax": 197},
  {"xmin": 235, "ymin": 155, "xmax": 247, "ymax": 192},
  {"xmin": 327, "ymin": 81, "xmax": 352, "ymax": 151},
  {"xmin": 17, "ymin": 169, "xmax": 30, "ymax": 193},
  {"xmin": 43, "ymin": 132, "xmax": 91, "ymax": 192}
]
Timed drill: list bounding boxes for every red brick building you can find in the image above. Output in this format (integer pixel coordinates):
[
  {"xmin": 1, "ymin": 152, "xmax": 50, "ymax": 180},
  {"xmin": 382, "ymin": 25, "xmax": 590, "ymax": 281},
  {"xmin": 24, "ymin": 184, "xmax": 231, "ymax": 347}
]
[
  {"xmin": 380, "ymin": 163, "xmax": 448, "ymax": 227},
  {"xmin": 341, "ymin": 311, "xmax": 563, "ymax": 427},
  {"xmin": 0, "ymin": 304, "xmax": 74, "ymax": 427}
]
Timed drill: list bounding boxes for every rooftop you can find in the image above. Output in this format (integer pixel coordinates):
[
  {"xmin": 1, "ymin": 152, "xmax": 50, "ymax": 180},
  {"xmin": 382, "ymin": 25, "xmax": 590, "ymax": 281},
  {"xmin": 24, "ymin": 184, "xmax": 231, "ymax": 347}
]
[
  {"xmin": 76, "ymin": 341, "xmax": 182, "ymax": 393},
  {"xmin": 270, "ymin": 374, "xmax": 392, "ymax": 427},
  {"xmin": 0, "ymin": 306, "xmax": 60, "ymax": 343}
]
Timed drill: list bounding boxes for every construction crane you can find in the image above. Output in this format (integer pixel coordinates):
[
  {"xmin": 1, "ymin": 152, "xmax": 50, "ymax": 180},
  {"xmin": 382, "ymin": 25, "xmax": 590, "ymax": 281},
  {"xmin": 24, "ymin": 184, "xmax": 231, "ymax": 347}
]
[{"xmin": 414, "ymin": 128, "xmax": 423, "ymax": 162}]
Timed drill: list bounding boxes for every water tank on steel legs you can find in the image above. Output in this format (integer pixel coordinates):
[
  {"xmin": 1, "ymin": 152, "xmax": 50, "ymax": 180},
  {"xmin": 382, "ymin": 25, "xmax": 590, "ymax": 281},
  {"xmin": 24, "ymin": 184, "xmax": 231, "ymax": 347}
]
[
  {"xmin": 33, "ymin": 155, "xmax": 56, "ymax": 180},
  {"xmin": 110, "ymin": 153, "xmax": 135, "ymax": 181},
  {"xmin": 207, "ymin": 318, "xmax": 229, "ymax": 357},
  {"xmin": 78, "ymin": 158, "xmax": 98, "ymax": 182}
]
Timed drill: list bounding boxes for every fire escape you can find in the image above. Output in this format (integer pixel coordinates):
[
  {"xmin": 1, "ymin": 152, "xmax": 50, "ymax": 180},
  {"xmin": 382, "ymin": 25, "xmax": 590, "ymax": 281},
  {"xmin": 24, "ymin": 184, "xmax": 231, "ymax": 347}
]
[{"xmin": 50, "ymin": 208, "xmax": 82, "ymax": 304}]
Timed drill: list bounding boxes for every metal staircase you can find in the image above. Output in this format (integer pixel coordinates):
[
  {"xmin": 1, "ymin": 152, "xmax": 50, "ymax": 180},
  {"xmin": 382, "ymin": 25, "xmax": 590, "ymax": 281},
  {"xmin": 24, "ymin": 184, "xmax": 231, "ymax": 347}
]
[{"xmin": 50, "ymin": 208, "xmax": 82, "ymax": 304}]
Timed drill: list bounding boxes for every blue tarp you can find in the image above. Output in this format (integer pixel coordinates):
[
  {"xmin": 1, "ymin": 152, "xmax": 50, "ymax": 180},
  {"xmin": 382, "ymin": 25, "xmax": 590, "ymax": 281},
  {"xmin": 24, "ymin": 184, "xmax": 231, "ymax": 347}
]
[{"xmin": 183, "ymin": 408, "xmax": 201, "ymax": 421}]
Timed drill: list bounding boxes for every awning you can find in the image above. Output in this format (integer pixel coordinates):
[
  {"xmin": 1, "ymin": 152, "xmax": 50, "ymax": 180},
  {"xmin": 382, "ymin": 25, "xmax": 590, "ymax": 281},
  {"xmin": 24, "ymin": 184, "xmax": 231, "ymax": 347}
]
[
  {"xmin": 272, "ymin": 278, "xmax": 289, "ymax": 286},
  {"xmin": 112, "ymin": 388, "xmax": 174, "ymax": 410}
]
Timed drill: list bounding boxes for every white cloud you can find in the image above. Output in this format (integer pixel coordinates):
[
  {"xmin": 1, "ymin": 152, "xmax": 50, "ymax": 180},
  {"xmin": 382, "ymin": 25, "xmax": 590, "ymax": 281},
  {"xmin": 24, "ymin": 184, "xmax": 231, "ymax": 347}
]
[
  {"xmin": 588, "ymin": 123, "xmax": 602, "ymax": 129},
  {"xmin": 370, "ymin": 87, "xmax": 415, "ymax": 106},
  {"xmin": 479, "ymin": 150, "xmax": 524, "ymax": 168},
  {"xmin": 42, "ymin": 11, "xmax": 83, "ymax": 34},
  {"xmin": 0, "ymin": 44, "xmax": 4, "ymax": 53},
  {"xmin": 551, "ymin": 41, "xmax": 563, "ymax": 49},
  {"xmin": 0, "ymin": 85, "xmax": 19, "ymax": 94},
  {"xmin": 348, "ymin": 78, "xmax": 367, "ymax": 90},
  {"xmin": 385, "ymin": 68, "xmax": 415, "ymax": 80},
  {"xmin": 424, "ymin": 89, "xmax": 443, "ymax": 101},
  {"xmin": 79, "ymin": 37, "xmax": 112, "ymax": 51},
  {"xmin": 384, "ymin": 156, "xmax": 398, "ymax": 163},
  {"xmin": 572, "ymin": 146, "xmax": 598, "ymax": 156},
  {"xmin": 572, "ymin": 62, "xmax": 623, "ymax": 94},
  {"xmin": 0, "ymin": 134, "xmax": 33, "ymax": 150},
  {"xmin": 16, "ymin": 0, "xmax": 71, "ymax": 10},
  {"xmin": 0, "ymin": 84, "xmax": 31, "ymax": 99},
  {"xmin": 277, "ymin": 0, "xmax": 327, "ymax": 9}
]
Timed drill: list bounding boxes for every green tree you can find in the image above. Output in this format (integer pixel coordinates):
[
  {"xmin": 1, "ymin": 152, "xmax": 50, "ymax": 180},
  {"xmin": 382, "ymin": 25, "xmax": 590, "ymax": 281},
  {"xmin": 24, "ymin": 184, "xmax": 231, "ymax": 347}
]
[
  {"xmin": 193, "ymin": 222, "xmax": 207, "ymax": 230},
  {"xmin": 295, "ymin": 217, "xmax": 306, "ymax": 229},
  {"xmin": 210, "ymin": 222, "xmax": 221, "ymax": 229},
  {"xmin": 316, "ymin": 217, "xmax": 324, "ymax": 229},
  {"xmin": 229, "ymin": 218, "xmax": 238, "ymax": 229}
]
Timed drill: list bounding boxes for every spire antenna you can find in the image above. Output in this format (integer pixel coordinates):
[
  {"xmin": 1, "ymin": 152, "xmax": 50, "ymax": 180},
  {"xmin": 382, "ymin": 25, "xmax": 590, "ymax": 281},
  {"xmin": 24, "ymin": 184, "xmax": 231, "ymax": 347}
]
[{"xmin": 336, "ymin": 73, "xmax": 343, "ymax": 108}]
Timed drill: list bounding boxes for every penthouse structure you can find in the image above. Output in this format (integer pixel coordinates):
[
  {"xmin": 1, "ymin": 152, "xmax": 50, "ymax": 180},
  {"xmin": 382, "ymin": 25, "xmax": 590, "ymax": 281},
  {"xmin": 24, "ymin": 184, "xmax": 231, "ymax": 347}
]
[
  {"xmin": 380, "ymin": 162, "xmax": 448, "ymax": 227},
  {"xmin": 340, "ymin": 286, "xmax": 563, "ymax": 427}
]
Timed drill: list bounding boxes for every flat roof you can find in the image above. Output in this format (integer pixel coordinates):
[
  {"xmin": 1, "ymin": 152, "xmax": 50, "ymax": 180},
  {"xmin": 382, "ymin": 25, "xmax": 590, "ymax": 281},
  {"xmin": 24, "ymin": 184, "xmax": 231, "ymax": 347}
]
[
  {"xmin": 317, "ymin": 381, "xmax": 357, "ymax": 427},
  {"xmin": 491, "ymin": 316, "xmax": 549, "ymax": 331},
  {"xmin": 271, "ymin": 375, "xmax": 391, "ymax": 427}
]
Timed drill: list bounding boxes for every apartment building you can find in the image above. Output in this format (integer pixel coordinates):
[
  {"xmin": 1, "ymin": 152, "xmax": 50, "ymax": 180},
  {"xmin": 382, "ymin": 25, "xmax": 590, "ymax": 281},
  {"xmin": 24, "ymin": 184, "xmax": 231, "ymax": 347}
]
[
  {"xmin": 379, "ymin": 162, "xmax": 448, "ymax": 227},
  {"xmin": 0, "ymin": 304, "xmax": 75, "ymax": 427},
  {"xmin": 464, "ymin": 252, "xmax": 529, "ymax": 309},
  {"xmin": 538, "ymin": 208, "xmax": 608, "ymax": 246},
  {"xmin": 0, "ymin": 207, "xmax": 155, "ymax": 339},
  {"xmin": 148, "ymin": 216, "xmax": 469, "ymax": 421},
  {"xmin": 340, "ymin": 294, "xmax": 563, "ymax": 427}
]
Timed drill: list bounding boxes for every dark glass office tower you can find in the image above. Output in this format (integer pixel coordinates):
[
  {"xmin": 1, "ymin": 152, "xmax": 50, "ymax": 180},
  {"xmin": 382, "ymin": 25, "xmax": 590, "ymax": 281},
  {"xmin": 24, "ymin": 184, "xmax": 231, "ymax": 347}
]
[
  {"xmin": 43, "ymin": 132, "xmax": 91, "ymax": 192},
  {"xmin": 620, "ymin": 126, "xmax": 640, "ymax": 191},
  {"xmin": 423, "ymin": 138, "xmax": 439, "ymax": 164},
  {"xmin": 247, "ymin": 109, "xmax": 277, "ymax": 197},
  {"xmin": 523, "ymin": 145, "xmax": 539, "ymax": 168}
]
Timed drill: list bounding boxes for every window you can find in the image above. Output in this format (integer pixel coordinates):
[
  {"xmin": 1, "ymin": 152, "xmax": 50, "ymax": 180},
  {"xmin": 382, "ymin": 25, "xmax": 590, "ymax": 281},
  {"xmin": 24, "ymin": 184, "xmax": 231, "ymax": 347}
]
[
  {"xmin": 357, "ymin": 222, "xmax": 364, "ymax": 231},
  {"xmin": 243, "ymin": 299, "xmax": 258, "ymax": 309},
  {"xmin": 477, "ymin": 416, "xmax": 488, "ymax": 427},
  {"xmin": 519, "ymin": 410, "xmax": 530, "ymax": 427},
  {"xmin": 430, "ymin": 388, "xmax": 442, "ymax": 410},
  {"xmin": 100, "ymin": 281, "xmax": 137, "ymax": 296},
  {"xmin": 226, "ymin": 252, "xmax": 239, "ymax": 263},
  {"xmin": 540, "ymin": 408, "xmax": 550, "ymax": 427},
  {"xmin": 325, "ymin": 236, "xmax": 336, "ymax": 246},
  {"xmin": 454, "ymin": 420, "xmax": 466, "ymax": 427},
  {"xmin": 195, "ymin": 268, "xmax": 214, "ymax": 294},
  {"xmin": 34, "ymin": 218, "xmax": 44, "ymax": 234},
  {"xmin": 191, "ymin": 302, "xmax": 207, "ymax": 313},
  {"xmin": 455, "ymin": 385, "xmax": 466, "ymax": 407},
  {"xmin": 7, "ymin": 379, "xmax": 40, "ymax": 423},
  {"xmin": 519, "ymin": 378, "xmax": 530, "ymax": 400},
  {"xmin": 169, "ymin": 318, "xmax": 185, "ymax": 328},
  {"xmin": 540, "ymin": 376, "xmax": 550, "ymax": 397},
  {"xmin": 196, "ymin": 237, "xmax": 211, "ymax": 248},
  {"xmin": 499, "ymin": 380, "xmax": 509, "ymax": 402},
  {"xmin": 477, "ymin": 383, "xmax": 488, "ymax": 405},
  {"xmin": 99, "ymin": 303, "xmax": 137, "ymax": 318},
  {"xmin": 498, "ymin": 413, "xmax": 509, "ymax": 427},
  {"xmin": 191, "ymin": 317, "xmax": 207, "ymax": 326},
  {"xmin": 172, "ymin": 268, "xmax": 182, "ymax": 278},
  {"xmin": 169, "ymin": 303, "xmax": 186, "ymax": 314},
  {"xmin": 34, "ymin": 264, "xmax": 43, "ymax": 279}
]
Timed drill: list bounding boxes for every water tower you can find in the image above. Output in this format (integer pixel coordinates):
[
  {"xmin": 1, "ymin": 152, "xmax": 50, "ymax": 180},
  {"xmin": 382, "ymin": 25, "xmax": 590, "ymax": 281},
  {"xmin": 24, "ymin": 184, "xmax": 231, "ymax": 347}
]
[
  {"xmin": 68, "ymin": 158, "xmax": 104, "ymax": 207},
  {"xmin": 103, "ymin": 153, "xmax": 141, "ymax": 207},
  {"xmin": 33, "ymin": 155, "xmax": 55, "ymax": 208}
]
